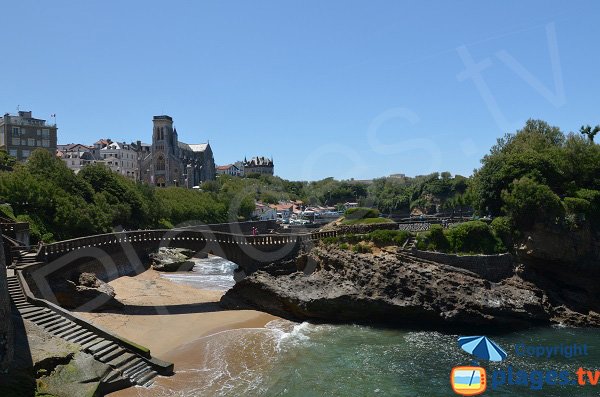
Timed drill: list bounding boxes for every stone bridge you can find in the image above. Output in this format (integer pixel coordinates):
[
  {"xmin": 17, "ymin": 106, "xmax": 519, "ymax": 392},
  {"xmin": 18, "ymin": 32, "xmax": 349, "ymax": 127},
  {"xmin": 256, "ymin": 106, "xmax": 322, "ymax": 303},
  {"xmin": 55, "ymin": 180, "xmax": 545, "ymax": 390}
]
[{"xmin": 33, "ymin": 228, "xmax": 339, "ymax": 283}]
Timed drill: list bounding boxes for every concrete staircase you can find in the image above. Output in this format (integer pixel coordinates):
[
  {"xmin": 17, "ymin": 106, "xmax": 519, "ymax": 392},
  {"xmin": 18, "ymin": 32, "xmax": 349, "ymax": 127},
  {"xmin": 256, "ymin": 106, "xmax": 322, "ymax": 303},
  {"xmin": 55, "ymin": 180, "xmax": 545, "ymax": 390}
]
[
  {"xmin": 12, "ymin": 249, "xmax": 43, "ymax": 269},
  {"xmin": 6, "ymin": 273, "xmax": 159, "ymax": 388}
]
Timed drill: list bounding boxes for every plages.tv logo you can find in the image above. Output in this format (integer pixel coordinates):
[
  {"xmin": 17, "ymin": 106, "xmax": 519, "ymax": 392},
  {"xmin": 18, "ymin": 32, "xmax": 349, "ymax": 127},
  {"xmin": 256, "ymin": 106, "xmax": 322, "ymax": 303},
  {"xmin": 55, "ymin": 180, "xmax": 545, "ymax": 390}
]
[{"xmin": 451, "ymin": 336, "xmax": 507, "ymax": 396}]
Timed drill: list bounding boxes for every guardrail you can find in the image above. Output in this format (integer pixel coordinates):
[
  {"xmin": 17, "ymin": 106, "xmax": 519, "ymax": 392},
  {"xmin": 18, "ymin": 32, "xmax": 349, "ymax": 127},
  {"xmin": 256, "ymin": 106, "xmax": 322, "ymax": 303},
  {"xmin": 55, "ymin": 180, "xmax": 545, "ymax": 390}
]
[{"xmin": 37, "ymin": 229, "xmax": 340, "ymax": 260}]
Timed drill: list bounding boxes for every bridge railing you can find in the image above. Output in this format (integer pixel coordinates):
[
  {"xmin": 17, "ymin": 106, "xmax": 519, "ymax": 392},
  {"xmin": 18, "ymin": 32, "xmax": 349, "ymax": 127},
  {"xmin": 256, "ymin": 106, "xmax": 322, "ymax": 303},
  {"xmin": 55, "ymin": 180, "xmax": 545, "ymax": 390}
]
[{"xmin": 38, "ymin": 228, "xmax": 339, "ymax": 259}]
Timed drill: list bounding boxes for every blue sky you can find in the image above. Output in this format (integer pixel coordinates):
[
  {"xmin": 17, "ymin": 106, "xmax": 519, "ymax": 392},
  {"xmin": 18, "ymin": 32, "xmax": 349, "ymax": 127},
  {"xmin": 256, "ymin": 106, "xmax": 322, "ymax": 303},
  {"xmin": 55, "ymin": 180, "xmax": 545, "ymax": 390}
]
[{"xmin": 1, "ymin": 1, "xmax": 598, "ymax": 180}]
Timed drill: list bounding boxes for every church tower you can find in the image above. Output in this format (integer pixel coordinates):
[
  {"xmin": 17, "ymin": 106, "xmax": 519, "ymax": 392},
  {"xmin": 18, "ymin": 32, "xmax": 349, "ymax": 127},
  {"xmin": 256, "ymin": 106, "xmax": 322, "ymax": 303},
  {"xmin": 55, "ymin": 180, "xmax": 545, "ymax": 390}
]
[{"xmin": 151, "ymin": 115, "xmax": 176, "ymax": 187}]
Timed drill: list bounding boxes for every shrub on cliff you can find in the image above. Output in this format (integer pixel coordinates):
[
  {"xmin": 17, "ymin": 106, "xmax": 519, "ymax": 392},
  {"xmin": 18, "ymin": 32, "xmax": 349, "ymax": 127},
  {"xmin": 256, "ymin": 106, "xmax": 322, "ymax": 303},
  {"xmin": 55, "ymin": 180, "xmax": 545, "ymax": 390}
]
[
  {"xmin": 501, "ymin": 176, "xmax": 564, "ymax": 230},
  {"xmin": 352, "ymin": 243, "xmax": 372, "ymax": 254},
  {"xmin": 368, "ymin": 229, "xmax": 410, "ymax": 246},
  {"xmin": 426, "ymin": 224, "xmax": 450, "ymax": 251},
  {"xmin": 490, "ymin": 216, "xmax": 514, "ymax": 248},
  {"xmin": 446, "ymin": 221, "xmax": 505, "ymax": 254}
]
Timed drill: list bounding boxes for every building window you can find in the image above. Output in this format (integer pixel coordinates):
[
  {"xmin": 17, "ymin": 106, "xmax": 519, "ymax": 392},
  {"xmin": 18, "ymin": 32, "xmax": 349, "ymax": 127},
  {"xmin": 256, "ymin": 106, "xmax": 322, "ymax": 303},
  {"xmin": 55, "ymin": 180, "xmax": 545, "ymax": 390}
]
[
  {"xmin": 11, "ymin": 137, "xmax": 20, "ymax": 146},
  {"xmin": 9, "ymin": 149, "xmax": 17, "ymax": 157},
  {"xmin": 28, "ymin": 138, "xmax": 35, "ymax": 146},
  {"xmin": 11, "ymin": 127, "xmax": 19, "ymax": 136},
  {"xmin": 156, "ymin": 155, "xmax": 165, "ymax": 171},
  {"xmin": 42, "ymin": 139, "xmax": 50, "ymax": 147},
  {"xmin": 37, "ymin": 129, "xmax": 41, "ymax": 136},
  {"xmin": 42, "ymin": 129, "xmax": 49, "ymax": 138},
  {"xmin": 22, "ymin": 150, "xmax": 30, "ymax": 158}
]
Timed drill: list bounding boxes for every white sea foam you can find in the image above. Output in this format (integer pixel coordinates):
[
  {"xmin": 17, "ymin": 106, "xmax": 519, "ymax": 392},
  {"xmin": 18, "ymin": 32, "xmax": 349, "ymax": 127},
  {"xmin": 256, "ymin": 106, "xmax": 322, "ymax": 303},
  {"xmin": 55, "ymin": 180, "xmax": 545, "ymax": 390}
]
[{"xmin": 160, "ymin": 256, "xmax": 237, "ymax": 291}]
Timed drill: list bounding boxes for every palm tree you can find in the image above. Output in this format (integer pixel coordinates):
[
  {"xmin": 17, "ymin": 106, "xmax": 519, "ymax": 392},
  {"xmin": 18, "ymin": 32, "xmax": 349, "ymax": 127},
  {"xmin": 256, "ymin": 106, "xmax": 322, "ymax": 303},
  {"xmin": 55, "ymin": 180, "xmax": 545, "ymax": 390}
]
[{"xmin": 580, "ymin": 125, "xmax": 600, "ymax": 143}]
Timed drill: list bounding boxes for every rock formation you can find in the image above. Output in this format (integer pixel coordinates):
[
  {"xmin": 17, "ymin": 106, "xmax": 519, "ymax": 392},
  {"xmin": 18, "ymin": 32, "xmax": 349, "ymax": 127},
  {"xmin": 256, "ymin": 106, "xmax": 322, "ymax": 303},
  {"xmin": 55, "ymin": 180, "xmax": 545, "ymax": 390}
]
[
  {"xmin": 221, "ymin": 245, "xmax": 600, "ymax": 330},
  {"xmin": 149, "ymin": 247, "xmax": 197, "ymax": 272},
  {"xmin": 51, "ymin": 272, "xmax": 122, "ymax": 311}
]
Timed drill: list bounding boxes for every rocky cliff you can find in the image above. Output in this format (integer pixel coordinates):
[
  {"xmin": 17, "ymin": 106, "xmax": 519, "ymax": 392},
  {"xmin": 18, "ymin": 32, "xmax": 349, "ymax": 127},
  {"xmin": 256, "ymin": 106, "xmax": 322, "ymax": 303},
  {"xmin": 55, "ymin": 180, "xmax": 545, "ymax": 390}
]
[{"xmin": 221, "ymin": 245, "xmax": 600, "ymax": 330}]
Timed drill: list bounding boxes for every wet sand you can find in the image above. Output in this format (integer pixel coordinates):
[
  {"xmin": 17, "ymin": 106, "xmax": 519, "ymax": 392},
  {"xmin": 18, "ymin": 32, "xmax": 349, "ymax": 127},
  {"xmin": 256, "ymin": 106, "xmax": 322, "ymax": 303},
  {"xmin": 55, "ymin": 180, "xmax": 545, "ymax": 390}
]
[{"xmin": 75, "ymin": 269, "xmax": 279, "ymax": 396}]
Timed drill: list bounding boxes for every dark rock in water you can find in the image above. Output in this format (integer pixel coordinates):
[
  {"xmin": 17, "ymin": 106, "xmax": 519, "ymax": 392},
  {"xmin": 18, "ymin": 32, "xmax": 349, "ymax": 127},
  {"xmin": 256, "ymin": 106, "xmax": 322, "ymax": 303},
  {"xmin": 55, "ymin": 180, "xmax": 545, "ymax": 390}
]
[
  {"xmin": 51, "ymin": 273, "xmax": 122, "ymax": 311},
  {"xmin": 150, "ymin": 247, "xmax": 196, "ymax": 272},
  {"xmin": 221, "ymin": 246, "xmax": 600, "ymax": 330}
]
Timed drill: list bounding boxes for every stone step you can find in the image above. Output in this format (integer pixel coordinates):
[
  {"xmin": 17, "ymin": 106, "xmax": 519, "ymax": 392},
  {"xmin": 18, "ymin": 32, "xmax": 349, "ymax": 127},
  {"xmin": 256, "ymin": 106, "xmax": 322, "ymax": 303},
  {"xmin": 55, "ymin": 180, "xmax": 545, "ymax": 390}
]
[
  {"xmin": 118, "ymin": 358, "xmax": 143, "ymax": 373},
  {"xmin": 130, "ymin": 366, "xmax": 151, "ymax": 382},
  {"xmin": 19, "ymin": 307, "xmax": 45, "ymax": 316},
  {"xmin": 49, "ymin": 321, "xmax": 75, "ymax": 334},
  {"xmin": 56, "ymin": 325, "xmax": 83, "ymax": 338},
  {"xmin": 21, "ymin": 308, "xmax": 51, "ymax": 318},
  {"xmin": 71, "ymin": 331, "xmax": 95, "ymax": 344},
  {"xmin": 98, "ymin": 347, "xmax": 126, "ymax": 363},
  {"xmin": 46, "ymin": 320, "xmax": 73, "ymax": 333},
  {"xmin": 103, "ymin": 369, "xmax": 123, "ymax": 383},
  {"xmin": 81, "ymin": 338, "xmax": 105, "ymax": 351},
  {"xmin": 63, "ymin": 328, "xmax": 88, "ymax": 342},
  {"xmin": 137, "ymin": 370, "xmax": 158, "ymax": 387},
  {"xmin": 88, "ymin": 340, "xmax": 113, "ymax": 355},
  {"xmin": 36, "ymin": 315, "xmax": 63, "ymax": 326},
  {"xmin": 93, "ymin": 344, "xmax": 119, "ymax": 359},
  {"xmin": 107, "ymin": 352, "xmax": 134, "ymax": 368},
  {"xmin": 27, "ymin": 312, "xmax": 56, "ymax": 323},
  {"xmin": 123, "ymin": 362, "xmax": 146, "ymax": 378},
  {"xmin": 40, "ymin": 317, "xmax": 66, "ymax": 328},
  {"xmin": 77, "ymin": 334, "xmax": 97, "ymax": 346}
]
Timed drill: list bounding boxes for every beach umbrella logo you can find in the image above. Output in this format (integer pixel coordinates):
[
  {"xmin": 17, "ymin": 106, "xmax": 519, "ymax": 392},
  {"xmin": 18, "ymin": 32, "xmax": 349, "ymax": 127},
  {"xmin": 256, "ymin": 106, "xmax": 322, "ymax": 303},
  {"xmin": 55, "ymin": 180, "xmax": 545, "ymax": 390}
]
[{"xmin": 458, "ymin": 336, "xmax": 507, "ymax": 362}]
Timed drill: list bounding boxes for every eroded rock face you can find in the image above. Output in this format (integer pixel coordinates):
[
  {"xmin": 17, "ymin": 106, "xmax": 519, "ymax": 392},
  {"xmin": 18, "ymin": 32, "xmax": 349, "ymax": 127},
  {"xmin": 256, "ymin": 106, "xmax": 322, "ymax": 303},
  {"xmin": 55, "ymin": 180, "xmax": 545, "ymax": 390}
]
[
  {"xmin": 149, "ymin": 247, "xmax": 196, "ymax": 272},
  {"xmin": 52, "ymin": 273, "xmax": 121, "ymax": 311},
  {"xmin": 221, "ymin": 246, "xmax": 600, "ymax": 330},
  {"xmin": 516, "ymin": 223, "xmax": 600, "ymax": 266}
]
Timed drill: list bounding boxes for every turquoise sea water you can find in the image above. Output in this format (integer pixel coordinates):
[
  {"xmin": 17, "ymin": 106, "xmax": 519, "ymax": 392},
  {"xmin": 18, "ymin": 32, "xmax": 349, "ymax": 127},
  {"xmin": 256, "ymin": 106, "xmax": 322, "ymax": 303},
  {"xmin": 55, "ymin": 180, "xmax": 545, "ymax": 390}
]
[{"xmin": 156, "ymin": 259, "xmax": 600, "ymax": 397}]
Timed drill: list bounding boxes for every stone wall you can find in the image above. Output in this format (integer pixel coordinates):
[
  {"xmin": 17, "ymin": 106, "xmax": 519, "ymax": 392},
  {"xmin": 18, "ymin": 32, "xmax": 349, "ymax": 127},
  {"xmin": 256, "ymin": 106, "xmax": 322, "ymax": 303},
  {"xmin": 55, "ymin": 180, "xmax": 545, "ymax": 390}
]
[
  {"xmin": 178, "ymin": 220, "xmax": 277, "ymax": 235},
  {"xmin": 335, "ymin": 222, "xmax": 399, "ymax": 235},
  {"xmin": 410, "ymin": 249, "xmax": 515, "ymax": 282},
  {"xmin": 0, "ymin": 227, "xmax": 14, "ymax": 372}
]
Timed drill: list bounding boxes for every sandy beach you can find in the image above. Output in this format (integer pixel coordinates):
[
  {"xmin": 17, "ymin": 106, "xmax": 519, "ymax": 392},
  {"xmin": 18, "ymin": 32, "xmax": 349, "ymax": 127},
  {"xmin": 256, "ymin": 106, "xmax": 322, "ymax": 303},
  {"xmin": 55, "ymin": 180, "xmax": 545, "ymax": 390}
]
[{"xmin": 76, "ymin": 269, "xmax": 279, "ymax": 396}]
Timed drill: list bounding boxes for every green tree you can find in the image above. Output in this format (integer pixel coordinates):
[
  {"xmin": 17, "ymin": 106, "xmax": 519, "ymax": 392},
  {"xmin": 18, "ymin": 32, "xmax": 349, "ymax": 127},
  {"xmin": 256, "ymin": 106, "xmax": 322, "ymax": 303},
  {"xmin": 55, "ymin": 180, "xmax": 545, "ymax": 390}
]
[
  {"xmin": 501, "ymin": 176, "xmax": 564, "ymax": 230},
  {"xmin": 580, "ymin": 124, "xmax": 600, "ymax": 143}
]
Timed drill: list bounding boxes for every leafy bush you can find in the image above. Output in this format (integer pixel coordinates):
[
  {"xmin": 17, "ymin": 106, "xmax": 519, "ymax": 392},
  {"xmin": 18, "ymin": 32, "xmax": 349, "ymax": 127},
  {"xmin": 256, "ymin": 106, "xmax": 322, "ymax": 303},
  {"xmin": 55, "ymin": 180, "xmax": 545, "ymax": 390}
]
[
  {"xmin": 563, "ymin": 197, "xmax": 590, "ymax": 215},
  {"xmin": 352, "ymin": 243, "xmax": 372, "ymax": 254},
  {"xmin": 0, "ymin": 204, "xmax": 16, "ymax": 220},
  {"xmin": 338, "ymin": 243, "xmax": 349, "ymax": 250},
  {"xmin": 344, "ymin": 207, "xmax": 380, "ymax": 220},
  {"xmin": 501, "ymin": 176, "xmax": 564, "ymax": 229},
  {"xmin": 445, "ymin": 221, "xmax": 505, "ymax": 254},
  {"xmin": 490, "ymin": 216, "xmax": 513, "ymax": 248},
  {"xmin": 367, "ymin": 229, "xmax": 410, "ymax": 246},
  {"xmin": 425, "ymin": 224, "xmax": 450, "ymax": 251},
  {"xmin": 575, "ymin": 189, "xmax": 600, "ymax": 224}
]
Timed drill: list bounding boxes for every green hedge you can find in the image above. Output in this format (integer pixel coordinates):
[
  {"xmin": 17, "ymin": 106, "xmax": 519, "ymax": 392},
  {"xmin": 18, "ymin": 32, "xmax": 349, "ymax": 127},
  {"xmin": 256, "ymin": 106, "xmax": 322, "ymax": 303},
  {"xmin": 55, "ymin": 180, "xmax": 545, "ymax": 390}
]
[
  {"xmin": 417, "ymin": 221, "xmax": 506, "ymax": 254},
  {"xmin": 344, "ymin": 207, "xmax": 380, "ymax": 220},
  {"xmin": 367, "ymin": 229, "xmax": 410, "ymax": 246}
]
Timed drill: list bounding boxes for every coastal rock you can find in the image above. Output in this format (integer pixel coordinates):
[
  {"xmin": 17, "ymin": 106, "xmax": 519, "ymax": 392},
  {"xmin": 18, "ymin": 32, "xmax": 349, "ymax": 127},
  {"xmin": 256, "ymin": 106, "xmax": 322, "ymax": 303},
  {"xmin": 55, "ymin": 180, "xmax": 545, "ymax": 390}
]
[
  {"xmin": 516, "ymin": 223, "xmax": 599, "ymax": 265},
  {"xmin": 52, "ymin": 273, "xmax": 122, "ymax": 311},
  {"xmin": 221, "ymin": 246, "xmax": 562, "ymax": 330},
  {"xmin": 0, "ymin": 314, "xmax": 110, "ymax": 396},
  {"xmin": 150, "ymin": 247, "xmax": 196, "ymax": 272}
]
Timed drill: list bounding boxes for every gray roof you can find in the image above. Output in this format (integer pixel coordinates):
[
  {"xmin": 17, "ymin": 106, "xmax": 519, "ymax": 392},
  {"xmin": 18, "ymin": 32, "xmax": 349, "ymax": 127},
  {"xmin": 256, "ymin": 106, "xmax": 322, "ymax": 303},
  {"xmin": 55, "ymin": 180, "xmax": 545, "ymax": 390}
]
[{"xmin": 178, "ymin": 142, "xmax": 208, "ymax": 152}]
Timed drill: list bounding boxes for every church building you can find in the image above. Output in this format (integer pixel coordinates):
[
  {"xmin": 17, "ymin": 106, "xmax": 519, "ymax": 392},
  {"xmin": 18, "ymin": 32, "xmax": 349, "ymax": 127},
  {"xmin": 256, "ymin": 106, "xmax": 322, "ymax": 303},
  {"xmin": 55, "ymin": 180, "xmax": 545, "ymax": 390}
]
[{"xmin": 140, "ymin": 115, "xmax": 215, "ymax": 188}]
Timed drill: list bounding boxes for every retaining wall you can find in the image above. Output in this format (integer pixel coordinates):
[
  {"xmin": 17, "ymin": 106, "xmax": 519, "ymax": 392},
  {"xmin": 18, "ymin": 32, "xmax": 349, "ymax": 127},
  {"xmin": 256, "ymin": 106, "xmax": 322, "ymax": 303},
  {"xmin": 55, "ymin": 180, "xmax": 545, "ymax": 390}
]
[
  {"xmin": 0, "ymin": 227, "xmax": 14, "ymax": 372},
  {"xmin": 410, "ymin": 249, "xmax": 515, "ymax": 282},
  {"xmin": 335, "ymin": 222, "xmax": 399, "ymax": 235}
]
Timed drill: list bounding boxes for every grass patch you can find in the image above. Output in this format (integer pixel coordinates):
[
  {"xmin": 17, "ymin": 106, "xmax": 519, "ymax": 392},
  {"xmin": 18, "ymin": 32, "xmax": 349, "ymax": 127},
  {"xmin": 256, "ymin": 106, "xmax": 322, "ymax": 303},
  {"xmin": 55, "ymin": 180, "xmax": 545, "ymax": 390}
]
[{"xmin": 341, "ymin": 217, "xmax": 394, "ymax": 225}]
